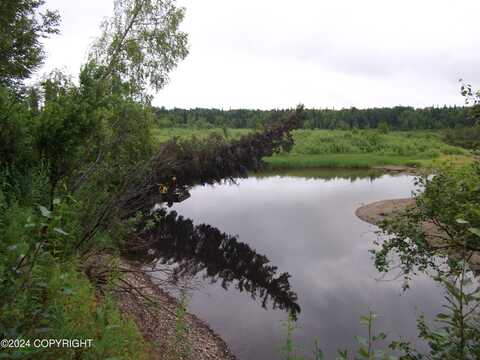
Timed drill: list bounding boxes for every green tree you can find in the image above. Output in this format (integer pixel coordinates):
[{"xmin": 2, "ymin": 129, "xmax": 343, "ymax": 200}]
[
  {"xmin": 89, "ymin": 0, "xmax": 189, "ymax": 96},
  {"xmin": 372, "ymin": 163, "xmax": 480, "ymax": 283},
  {"xmin": 0, "ymin": 0, "xmax": 60, "ymax": 87}
]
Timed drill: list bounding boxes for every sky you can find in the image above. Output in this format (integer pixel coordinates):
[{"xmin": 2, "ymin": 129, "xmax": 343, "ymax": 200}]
[{"xmin": 39, "ymin": 0, "xmax": 480, "ymax": 110}]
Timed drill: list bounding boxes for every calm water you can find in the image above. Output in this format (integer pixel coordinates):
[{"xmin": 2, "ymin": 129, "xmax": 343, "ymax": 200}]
[{"xmin": 162, "ymin": 169, "xmax": 443, "ymax": 359}]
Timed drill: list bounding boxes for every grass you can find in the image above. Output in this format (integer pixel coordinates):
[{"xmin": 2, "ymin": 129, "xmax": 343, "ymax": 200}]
[
  {"xmin": 287, "ymin": 129, "xmax": 468, "ymax": 157},
  {"xmin": 417, "ymin": 154, "xmax": 475, "ymax": 166},
  {"xmin": 264, "ymin": 154, "xmax": 475, "ymax": 169},
  {"xmin": 151, "ymin": 127, "xmax": 252, "ymax": 145},
  {"xmin": 264, "ymin": 154, "xmax": 426, "ymax": 169},
  {"xmin": 152, "ymin": 127, "xmax": 472, "ymax": 169}
]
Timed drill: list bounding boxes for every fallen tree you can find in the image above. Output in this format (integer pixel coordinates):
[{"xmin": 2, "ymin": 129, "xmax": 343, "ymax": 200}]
[{"xmin": 81, "ymin": 107, "xmax": 304, "ymax": 244}]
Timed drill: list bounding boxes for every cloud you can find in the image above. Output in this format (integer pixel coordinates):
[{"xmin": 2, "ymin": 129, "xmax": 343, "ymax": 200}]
[{"xmin": 39, "ymin": 0, "xmax": 480, "ymax": 109}]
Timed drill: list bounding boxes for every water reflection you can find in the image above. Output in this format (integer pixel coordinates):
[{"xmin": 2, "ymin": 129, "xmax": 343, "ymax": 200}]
[
  {"xmin": 125, "ymin": 208, "xmax": 300, "ymax": 316},
  {"xmin": 254, "ymin": 167, "xmax": 384, "ymax": 181},
  {"xmin": 165, "ymin": 169, "xmax": 443, "ymax": 359}
]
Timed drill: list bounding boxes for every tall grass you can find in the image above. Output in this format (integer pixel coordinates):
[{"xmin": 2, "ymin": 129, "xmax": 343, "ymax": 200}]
[
  {"xmin": 264, "ymin": 154, "xmax": 424, "ymax": 169},
  {"xmin": 151, "ymin": 127, "xmax": 252, "ymax": 145},
  {"xmin": 288, "ymin": 130, "xmax": 468, "ymax": 157},
  {"xmin": 153, "ymin": 128, "xmax": 471, "ymax": 169}
]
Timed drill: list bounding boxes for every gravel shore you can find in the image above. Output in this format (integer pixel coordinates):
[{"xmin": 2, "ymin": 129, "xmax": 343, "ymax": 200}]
[{"xmin": 114, "ymin": 259, "xmax": 237, "ymax": 360}]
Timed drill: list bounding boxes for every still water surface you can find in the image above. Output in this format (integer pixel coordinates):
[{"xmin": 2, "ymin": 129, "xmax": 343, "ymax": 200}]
[{"xmin": 167, "ymin": 169, "xmax": 442, "ymax": 359}]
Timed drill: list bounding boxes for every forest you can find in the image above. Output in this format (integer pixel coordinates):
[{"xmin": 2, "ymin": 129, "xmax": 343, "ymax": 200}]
[{"xmin": 154, "ymin": 106, "xmax": 474, "ymax": 130}]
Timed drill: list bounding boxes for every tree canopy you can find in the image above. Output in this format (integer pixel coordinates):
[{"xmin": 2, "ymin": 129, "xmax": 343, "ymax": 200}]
[
  {"xmin": 0, "ymin": 0, "xmax": 60, "ymax": 87},
  {"xmin": 153, "ymin": 105, "xmax": 475, "ymax": 131},
  {"xmin": 90, "ymin": 0, "xmax": 189, "ymax": 96}
]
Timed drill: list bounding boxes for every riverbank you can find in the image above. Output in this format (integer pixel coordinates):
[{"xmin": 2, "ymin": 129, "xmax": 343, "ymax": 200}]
[
  {"xmin": 355, "ymin": 198, "xmax": 416, "ymax": 225},
  {"xmin": 263, "ymin": 154, "xmax": 472, "ymax": 170},
  {"xmin": 152, "ymin": 128, "xmax": 472, "ymax": 170},
  {"xmin": 113, "ymin": 258, "xmax": 236, "ymax": 360},
  {"xmin": 263, "ymin": 154, "xmax": 424, "ymax": 169},
  {"xmin": 355, "ymin": 198, "xmax": 480, "ymax": 272}
]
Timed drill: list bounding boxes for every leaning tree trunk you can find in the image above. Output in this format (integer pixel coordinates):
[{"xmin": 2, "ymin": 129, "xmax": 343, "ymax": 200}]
[
  {"xmin": 116, "ymin": 106, "xmax": 304, "ymax": 218},
  {"xmin": 79, "ymin": 106, "xmax": 304, "ymax": 247}
]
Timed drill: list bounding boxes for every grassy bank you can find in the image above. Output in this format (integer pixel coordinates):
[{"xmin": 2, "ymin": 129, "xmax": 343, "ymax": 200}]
[
  {"xmin": 265, "ymin": 154, "xmax": 475, "ymax": 169},
  {"xmin": 153, "ymin": 128, "xmax": 471, "ymax": 169},
  {"xmin": 264, "ymin": 153, "xmax": 425, "ymax": 168}
]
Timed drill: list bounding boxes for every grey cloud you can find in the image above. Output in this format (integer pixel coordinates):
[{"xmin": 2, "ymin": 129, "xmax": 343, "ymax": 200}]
[{"xmin": 40, "ymin": 0, "xmax": 480, "ymax": 109}]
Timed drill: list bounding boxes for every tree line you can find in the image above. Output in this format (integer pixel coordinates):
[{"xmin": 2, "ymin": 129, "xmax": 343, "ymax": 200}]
[{"xmin": 154, "ymin": 105, "xmax": 477, "ymax": 130}]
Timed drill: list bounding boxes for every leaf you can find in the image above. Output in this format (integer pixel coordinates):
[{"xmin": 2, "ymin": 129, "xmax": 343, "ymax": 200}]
[
  {"xmin": 455, "ymin": 218, "xmax": 469, "ymax": 224},
  {"xmin": 358, "ymin": 347, "xmax": 369, "ymax": 358},
  {"xmin": 336, "ymin": 349, "xmax": 348, "ymax": 360},
  {"xmin": 38, "ymin": 205, "xmax": 51, "ymax": 218},
  {"xmin": 468, "ymin": 227, "xmax": 480, "ymax": 237},
  {"xmin": 373, "ymin": 332, "xmax": 387, "ymax": 341},
  {"xmin": 53, "ymin": 227, "xmax": 69, "ymax": 236}
]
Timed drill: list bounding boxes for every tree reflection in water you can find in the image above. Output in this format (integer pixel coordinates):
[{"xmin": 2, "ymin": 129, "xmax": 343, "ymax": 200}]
[{"xmin": 124, "ymin": 208, "xmax": 301, "ymax": 317}]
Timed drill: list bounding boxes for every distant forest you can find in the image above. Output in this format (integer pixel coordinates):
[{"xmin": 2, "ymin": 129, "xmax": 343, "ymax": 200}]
[{"xmin": 154, "ymin": 106, "xmax": 477, "ymax": 130}]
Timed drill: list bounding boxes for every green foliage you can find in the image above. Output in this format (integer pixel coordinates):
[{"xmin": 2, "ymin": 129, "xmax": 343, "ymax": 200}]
[
  {"xmin": 153, "ymin": 106, "xmax": 474, "ymax": 130},
  {"xmin": 444, "ymin": 125, "xmax": 480, "ymax": 150},
  {"xmin": 0, "ymin": 198, "xmax": 148, "ymax": 359},
  {"xmin": 0, "ymin": 0, "xmax": 60, "ymax": 87},
  {"xmin": 90, "ymin": 0, "xmax": 189, "ymax": 94},
  {"xmin": 0, "ymin": 86, "xmax": 37, "ymax": 197},
  {"xmin": 372, "ymin": 162, "xmax": 480, "ymax": 279},
  {"xmin": 287, "ymin": 130, "xmax": 466, "ymax": 157},
  {"xmin": 377, "ymin": 121, "xmax": 389, "ymax": 134},
  {"xmin": 281, "ymin": 312, "xmax": 303, "ymax": 360},
  {"xmin": 152, "ymin": 128, "xmax": 471, "ymax": 169},
  {"xmin": 281, "ymin": 274, "xmax": 480, "ymax": 359},
  {"xmin": 151, "ymin": 127, "xmax": 253, "ymax": 145},
  {"xmin": 281, "ymin": 310, "xmax": 398, "ymax": 360},
  {"xmin": 34, "ymin": 72, "xmax": 98, "ymax": 200},
  {"xmin": 346, "ymin": 312, "xmax": 391, "ymax": 360},
  {"xmin": 443, "ymin": 81, "xmax": 480, "ymax": 150},
  {"xmin": 0, "ymin": 1, "xmax": 190, "ymax": 357},
  {"xmin": 264, "ymin": 153, "xmax": 426, "ymax": 169},
  {"xmin": 388, "ymin": 267, "xmax": 480, "ymax": 360},
  {"xmin": 415, "ymin": 271, "xmax": 480, "ymax": 359}
]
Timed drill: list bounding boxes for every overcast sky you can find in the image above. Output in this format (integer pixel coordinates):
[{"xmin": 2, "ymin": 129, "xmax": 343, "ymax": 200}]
[{"xmin": 40, "ymin": 0, "xmax": 480, "ymax": 110}]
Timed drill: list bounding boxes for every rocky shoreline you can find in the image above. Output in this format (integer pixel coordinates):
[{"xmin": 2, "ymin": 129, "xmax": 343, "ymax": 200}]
[{"xmin": 114, "ymin": 259, "xmax": 236, "ymax": 360}]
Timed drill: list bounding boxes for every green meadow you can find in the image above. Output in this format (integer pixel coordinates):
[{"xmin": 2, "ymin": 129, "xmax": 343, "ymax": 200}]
[
  {"xmin": 151, "ymin": 127, "xmax": 253, "ymax": 144},
  {"xmin": 153, "ymin": 128, "xmax": 471, "ymax": 169}
]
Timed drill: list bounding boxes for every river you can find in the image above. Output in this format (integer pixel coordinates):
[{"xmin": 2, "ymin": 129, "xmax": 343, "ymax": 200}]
[{"xmin": 159, "ymin": 169, "xmax": 444, "ymax": 359}]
